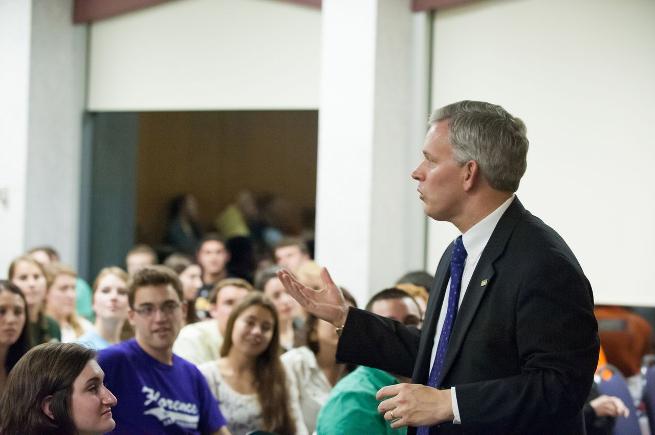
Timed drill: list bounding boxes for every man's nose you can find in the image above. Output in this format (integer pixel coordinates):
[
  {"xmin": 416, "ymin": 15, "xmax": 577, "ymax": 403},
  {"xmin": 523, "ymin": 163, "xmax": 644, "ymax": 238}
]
[{"xmin": 411, "ymin": 165, "xmax": 423, "ymax": 180}]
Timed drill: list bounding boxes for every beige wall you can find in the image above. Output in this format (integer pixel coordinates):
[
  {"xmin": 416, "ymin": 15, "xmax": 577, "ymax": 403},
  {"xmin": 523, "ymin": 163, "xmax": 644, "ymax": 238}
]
[
  {"xmin": 136, "ymin": 111, "xmax": 318, "ymax": 245},
  {"xmin": 428, "ymin": 0, "xmax": 655, "ymax": 306}
]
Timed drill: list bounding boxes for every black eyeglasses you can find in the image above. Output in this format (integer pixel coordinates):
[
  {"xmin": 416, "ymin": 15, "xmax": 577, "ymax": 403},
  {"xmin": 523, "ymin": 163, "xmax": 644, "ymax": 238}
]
[{"xmin": 133, "ymin": 301, "xmax": 182, "ymax": 317}]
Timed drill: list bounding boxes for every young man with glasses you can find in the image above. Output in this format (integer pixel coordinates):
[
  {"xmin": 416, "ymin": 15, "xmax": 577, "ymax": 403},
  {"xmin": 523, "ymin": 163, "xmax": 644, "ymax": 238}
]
[{"xmin": 98, "ymin": 266, "xmax": 230, "ymax": 434}]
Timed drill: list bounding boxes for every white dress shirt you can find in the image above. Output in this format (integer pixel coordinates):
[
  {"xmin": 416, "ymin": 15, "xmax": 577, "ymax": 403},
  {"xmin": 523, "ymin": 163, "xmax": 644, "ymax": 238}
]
[{"xmin": 429, "ymin": 195, "xmax": 515, "ymax": 423}]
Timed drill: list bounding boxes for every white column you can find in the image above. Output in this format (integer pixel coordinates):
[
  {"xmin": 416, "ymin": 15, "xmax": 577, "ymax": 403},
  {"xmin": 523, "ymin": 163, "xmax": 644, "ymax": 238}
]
[
  {"xmin": 315, "ymin": 0, "xmax": 428, "ymax": 304},
  {"xmin": 0, "ymin": 0, "xmax": 86, "ymax": 270},
  {"xmin": 24, "ymin": 0, "xmax": 87, "ymax": 266},
  {"xmin": 0, "ymin": 0, "xmax": 32, "ymax": 270}
]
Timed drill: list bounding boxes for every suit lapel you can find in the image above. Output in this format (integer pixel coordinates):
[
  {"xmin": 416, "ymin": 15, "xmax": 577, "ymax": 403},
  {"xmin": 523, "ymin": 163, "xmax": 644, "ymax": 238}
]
[{"xmin": 436, "ymin": 198, "xmax": 526, "ymax": 386}]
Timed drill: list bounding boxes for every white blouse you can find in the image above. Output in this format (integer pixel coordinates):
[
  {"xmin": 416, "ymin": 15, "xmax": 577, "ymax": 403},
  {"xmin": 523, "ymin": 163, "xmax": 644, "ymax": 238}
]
[
  {"xmin": 199, "ymin": 361, "xmax": 308, "ymax": 435},
  {"xmin": 281, "ymin": 346, "xmax": 333, "ymax": 434}
]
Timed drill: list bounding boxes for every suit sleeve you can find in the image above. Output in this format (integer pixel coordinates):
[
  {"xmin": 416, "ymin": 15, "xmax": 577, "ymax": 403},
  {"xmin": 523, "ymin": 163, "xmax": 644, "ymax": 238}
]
[
  {"xmin": 336, "ymin": 307, "xmax": 421, "ymax": 378},
  {"xmin": 455, "ymin": 254, "xmax": 599, "ymax": 432}
]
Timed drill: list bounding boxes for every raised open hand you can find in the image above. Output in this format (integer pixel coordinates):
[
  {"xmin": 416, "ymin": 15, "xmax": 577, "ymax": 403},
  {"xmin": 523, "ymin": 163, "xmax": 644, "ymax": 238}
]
[{"xmin": 277, "ymin": 267, "xmax": 349, "ymax": 327}]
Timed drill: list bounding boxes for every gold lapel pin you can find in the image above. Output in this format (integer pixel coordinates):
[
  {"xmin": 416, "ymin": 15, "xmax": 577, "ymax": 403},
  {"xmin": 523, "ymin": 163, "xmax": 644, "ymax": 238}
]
[{"xmin": 480, "ymin": 279, "xmax": 488, "ymax": 287}]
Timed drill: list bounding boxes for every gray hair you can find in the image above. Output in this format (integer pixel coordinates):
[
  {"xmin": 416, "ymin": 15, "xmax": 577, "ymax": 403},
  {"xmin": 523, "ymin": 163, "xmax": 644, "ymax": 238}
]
[{"xmin": 429, "ymin": 100, "xmax": 529, "ymax": 192}]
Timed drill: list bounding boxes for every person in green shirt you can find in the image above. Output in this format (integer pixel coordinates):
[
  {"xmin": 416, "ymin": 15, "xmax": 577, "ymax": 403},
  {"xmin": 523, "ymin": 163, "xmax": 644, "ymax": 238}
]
[{"xmin": 316, "ymin": 288, "xmax": 422, "ymax": 435}]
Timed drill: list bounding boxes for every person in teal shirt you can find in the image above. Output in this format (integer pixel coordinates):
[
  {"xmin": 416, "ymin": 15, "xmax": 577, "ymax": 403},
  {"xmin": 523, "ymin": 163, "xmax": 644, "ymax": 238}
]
[
  {"xmin": 316, "ymin": 288, "xmax": 422, "ymax": 435},
  {"xmin": 317, "ymin": 365, "xmax": 406, "ymax": 435}
]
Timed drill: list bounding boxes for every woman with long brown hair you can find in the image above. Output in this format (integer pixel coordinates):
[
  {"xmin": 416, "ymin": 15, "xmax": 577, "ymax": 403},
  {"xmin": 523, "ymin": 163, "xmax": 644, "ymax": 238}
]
[
  {"xmin": 199, "ymin": 292, "xmax": 306, "ymax": 435},
  {"xmin": 0, "ymin": 280, "xmax": 31, "ymax": 393}
]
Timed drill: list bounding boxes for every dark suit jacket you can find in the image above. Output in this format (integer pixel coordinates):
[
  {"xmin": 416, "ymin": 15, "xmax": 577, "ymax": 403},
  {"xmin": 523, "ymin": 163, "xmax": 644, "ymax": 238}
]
[{"xmin": 337, "ymin": 198, "xmax": 599, "ymax": 434}]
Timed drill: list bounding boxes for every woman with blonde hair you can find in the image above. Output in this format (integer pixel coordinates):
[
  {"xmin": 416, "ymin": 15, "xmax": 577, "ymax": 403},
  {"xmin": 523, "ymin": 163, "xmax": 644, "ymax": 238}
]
[
  {"xmin": 199, "ymin": 292, "xmax": 305, "ymax": 435},
  {"xmin": 77, "ymin": 267, "xmax": 131, "ymax": 350},
  {"xmin": 44, "ymin": 263, "xmax": 94, "ymax": 343},
  {"xmin": 8, "ymin": 256, "xmax": 61, "ymax": 344}
]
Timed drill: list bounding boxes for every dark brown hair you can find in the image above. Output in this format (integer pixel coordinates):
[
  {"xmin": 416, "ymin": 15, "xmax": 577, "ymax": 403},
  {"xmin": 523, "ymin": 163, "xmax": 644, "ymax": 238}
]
[
  {"xmin": 0, "ymin": 280, "xmax": 32, "ymax": 372},
  {"xmin": 220, "ymin": 292, "xmax": 296, "ymax": 434},
  {"xmin": 127, "ymin": 265, "xmax": 183, "ymax": 308},
  {"xmin": 0, "ymin": 342, "xmax": 95, "ymax": 435}
]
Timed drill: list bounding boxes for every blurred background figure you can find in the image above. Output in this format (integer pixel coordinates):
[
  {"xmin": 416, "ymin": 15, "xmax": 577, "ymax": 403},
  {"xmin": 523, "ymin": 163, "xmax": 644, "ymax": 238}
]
[
  {"xmin": 8, "ymin": 256, "xmax": 61, "ymax": 344},
  {"xmin": 0, "ymin": 280, "xmax": 31, "ymax": 394},
  {"xmin": 282, "ymin": 289, "xmax": 357, "ymax": 434},
  {"xmin": 164, "ymin": 253, "xmax": 203, "ymax": 324},
  {"xmin": 165, "ymin": 193, "xmax": 203, "ymax": 256},
  {"xmin": 0, "ymin": 342, "xmax": 117, "ymax": 435},
  {"xmin": 199, "ymin": 293, "xmax": 305, "ymax": 435},
  {"xmin": 274, "ymin": 238, "xmax": 311, "ymax": 274},
  {"xmin": 195, "ymin": 234, "xmax": 232, "ymax": 320},
  {"xmin": 225, "ymin": 236, "xmax": 257, "ymax": 285},
  {"xmin": 44, "ymin": 263, "xmax": 94, "ymax": 343},
  {"xmin": 77, "ymin": 267, "xmax": 131, "ymax": 350},
  {"xmin": 215, "ymin": 190, "xmax": 258, "ymax": 240},
  {"xmin": 125, "ymin": 244, "xmax": 157, "ymax": 276}
]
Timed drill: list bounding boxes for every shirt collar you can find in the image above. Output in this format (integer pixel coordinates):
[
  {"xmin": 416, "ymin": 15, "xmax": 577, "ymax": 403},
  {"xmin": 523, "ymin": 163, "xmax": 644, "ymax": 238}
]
[{"xmin": 461, "ymin": 195, "xmax": 515, "ymax": 261}]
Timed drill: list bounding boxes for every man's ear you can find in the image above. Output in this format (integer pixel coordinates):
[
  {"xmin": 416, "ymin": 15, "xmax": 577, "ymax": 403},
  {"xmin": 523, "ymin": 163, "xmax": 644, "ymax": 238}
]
[
  {"xmin": 462, "ymin": 160, "xmax": 480, "ymax": 191},
  {"xmin": 41, "ymin": 395, "xmax": 55, "ymax": 420}
]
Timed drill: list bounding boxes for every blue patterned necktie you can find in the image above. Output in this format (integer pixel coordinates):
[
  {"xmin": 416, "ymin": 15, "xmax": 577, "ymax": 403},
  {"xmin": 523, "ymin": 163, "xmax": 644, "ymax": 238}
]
[{"xmin": 417, "ymin": 236, "xmax": 467, "ymax": 435}]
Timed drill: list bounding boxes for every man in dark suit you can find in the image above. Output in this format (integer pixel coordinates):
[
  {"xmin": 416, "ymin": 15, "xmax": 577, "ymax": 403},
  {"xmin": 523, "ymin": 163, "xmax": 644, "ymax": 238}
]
[{"xmin": 278, "ymin": 100, "xmax": 599, "ymax": 434}]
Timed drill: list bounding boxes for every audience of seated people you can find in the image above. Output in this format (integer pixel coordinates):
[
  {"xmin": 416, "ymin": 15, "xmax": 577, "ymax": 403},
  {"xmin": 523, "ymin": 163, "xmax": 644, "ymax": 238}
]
[
  {"xmin": 77, "ymin": 267, "xmax": 131, "ymax": 350},
  {"xmin": 282, "ymin": 288, "xmax": 357, "ymax": 434},
  {"xmin": 3, "ymin": 235, "xmax": 655, "ymax": 435},
  {"xmin": 316, "ymin": 287, "xmax": 423, "ymax": 435},
  {"xmin": 199, "ymin": 292, "xmax": 305, "ymax": 435},
  {"xmin": 174, "ymin": 278, "xmax": 255, "ymax": 365},
  {"xmin": 8, "ymin": 256, "xmax": 61, "ymax": 343}
]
